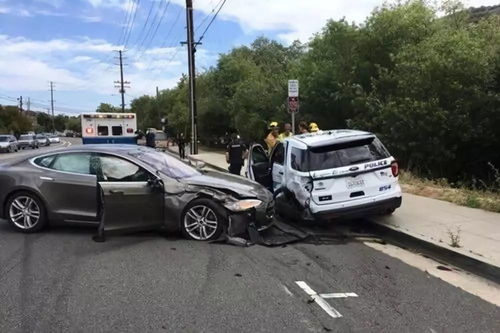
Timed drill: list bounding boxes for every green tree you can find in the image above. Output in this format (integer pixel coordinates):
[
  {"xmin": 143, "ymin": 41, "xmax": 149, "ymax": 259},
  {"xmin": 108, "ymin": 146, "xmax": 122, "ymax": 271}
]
[{"xmin": 96, "ymin": 103, "xmax": 119, "ymax": 113}]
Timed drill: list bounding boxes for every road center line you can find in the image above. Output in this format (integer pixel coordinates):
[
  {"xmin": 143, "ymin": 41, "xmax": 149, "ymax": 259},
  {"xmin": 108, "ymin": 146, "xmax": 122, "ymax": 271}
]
[{"xmin": 320, "ymin": 292, "xmax": 358, "ymax": 299}]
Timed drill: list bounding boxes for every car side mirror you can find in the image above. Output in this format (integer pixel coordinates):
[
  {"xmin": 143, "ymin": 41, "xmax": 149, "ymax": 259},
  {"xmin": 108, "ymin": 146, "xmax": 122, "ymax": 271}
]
[{"xmin": 147, "ymin": 177, "xmax": 164, "ymax": 190}]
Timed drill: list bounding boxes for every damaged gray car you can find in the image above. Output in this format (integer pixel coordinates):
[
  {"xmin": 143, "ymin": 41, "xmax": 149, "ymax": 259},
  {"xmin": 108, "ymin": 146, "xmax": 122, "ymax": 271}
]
[{"xmin": 0, "ymin": 145, "xmax": 274, "ymax": 241}]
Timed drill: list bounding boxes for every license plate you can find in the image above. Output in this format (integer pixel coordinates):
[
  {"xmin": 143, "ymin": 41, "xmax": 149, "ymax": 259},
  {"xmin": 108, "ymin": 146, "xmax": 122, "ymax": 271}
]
[{"xmin": 346, "ymin": 177, "xmax": 365, "ymax": 189}]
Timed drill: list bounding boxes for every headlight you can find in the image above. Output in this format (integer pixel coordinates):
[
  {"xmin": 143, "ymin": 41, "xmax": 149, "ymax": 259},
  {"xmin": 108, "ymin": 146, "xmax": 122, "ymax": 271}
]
[{"xmin": 224, "ymin": 199, "xmax": 263, "ymax": 212}]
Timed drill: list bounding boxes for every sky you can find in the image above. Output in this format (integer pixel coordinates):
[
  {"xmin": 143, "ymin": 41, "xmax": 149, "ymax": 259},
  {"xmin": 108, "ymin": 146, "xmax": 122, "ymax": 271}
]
[{"xmin": 0, "ymin": 0, "xmax": 498, "ymax": 115}]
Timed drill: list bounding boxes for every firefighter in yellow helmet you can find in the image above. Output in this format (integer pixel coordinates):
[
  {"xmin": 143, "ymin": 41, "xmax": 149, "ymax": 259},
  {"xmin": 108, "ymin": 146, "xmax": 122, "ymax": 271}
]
[
  {"xmin": 265, "ymin": 121, "xmax": 279, "ymax": 151},
  {"xmin": 309, "ymin": 122, "xmax": 319, "ymax": 133}
]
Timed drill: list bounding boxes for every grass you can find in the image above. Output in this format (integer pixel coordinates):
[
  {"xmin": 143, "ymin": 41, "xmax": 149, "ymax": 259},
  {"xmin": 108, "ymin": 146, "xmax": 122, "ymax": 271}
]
[{"xmin": 399, "ymin": 170, "xmax": 500, "ymax": 213}]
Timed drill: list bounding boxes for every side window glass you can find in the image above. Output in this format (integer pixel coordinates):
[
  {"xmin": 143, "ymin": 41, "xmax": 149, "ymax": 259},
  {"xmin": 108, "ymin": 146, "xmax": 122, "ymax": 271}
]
[
  {"xmin": 51, "ymin": 153, "xmax": 92, "ymax": 174},
  {"xmin": 98, "ymin": 126, "xmax": 109, "ymax": 136},
  {"xmin": 99, "ymin": 155, "xmax": 149, "ymax": 182},
  {"xmin": 252, "ymin": 146, "xmax": 268, "ymax": 163},
  {"xmin": 34, "ymin": 155, "xmax": 56, "ymax": 168},
  {"xmin": 291, "ymin": 147, "xmax": 307, "ymax": 172},
  {"xmin": 112, "ymin": 126, "xmax": 123, "ymax": 136},
  {"xmin": 271, "ymin": 143, "xmax": 284, "ymax": 165}
]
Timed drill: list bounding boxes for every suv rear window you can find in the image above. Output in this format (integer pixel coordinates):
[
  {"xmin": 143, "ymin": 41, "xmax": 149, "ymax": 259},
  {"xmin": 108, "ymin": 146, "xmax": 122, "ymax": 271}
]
[{"xmin": 292, "ymin": 137, "xmax": 390, "ymax": 172}]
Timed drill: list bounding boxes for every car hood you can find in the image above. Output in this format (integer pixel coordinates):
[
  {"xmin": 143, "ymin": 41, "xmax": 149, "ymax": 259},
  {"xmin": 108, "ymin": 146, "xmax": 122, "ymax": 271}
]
[
  {"xmin": 0, "ymin": 142, "xmax": 9, "ymax": 147},
  {"xmin": 181, "ymin": 170, "xmax": 272, "ymax": 201}
]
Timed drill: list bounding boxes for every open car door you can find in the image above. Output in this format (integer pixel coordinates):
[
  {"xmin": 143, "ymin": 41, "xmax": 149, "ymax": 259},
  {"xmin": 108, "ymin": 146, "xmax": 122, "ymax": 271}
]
[
  {"xmin": 269, "ymin": 142, "xmax": 285, "ymax": 192},
  {"xmin": 95, "ymin": 153, "xmax": 165, "ymax": 235},
  {"xmin": 247, "ymin": 144, "xmax": 272, "ymax": 190}
]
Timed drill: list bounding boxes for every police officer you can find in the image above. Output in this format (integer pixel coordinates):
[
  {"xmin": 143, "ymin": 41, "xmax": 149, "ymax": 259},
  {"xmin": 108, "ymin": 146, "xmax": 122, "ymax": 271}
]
[
  {"xmin": 226, "ymin": 133, "xmax": 248, "ymax": 175},
  {"xmin": 177, "ymin": 132, "xmax": 186, "ymax": 159}
]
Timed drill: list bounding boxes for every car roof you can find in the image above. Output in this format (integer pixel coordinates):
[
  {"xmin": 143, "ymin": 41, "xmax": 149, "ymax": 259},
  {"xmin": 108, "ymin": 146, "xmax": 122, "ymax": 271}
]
[
  {"xmin": 57, "ymin": 144, "xmax": 149, "ymax": 154},
  {"xmin": 288, "ymin": 129, "xmax": 375, "ymax": 148}
]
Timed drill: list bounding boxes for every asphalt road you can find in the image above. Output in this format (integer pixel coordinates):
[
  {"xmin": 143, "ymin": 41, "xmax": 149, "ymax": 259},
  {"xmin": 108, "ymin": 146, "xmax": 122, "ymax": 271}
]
[{"xmin": 0, "ymin": 139, "xmax": 498, "ymax": 332}]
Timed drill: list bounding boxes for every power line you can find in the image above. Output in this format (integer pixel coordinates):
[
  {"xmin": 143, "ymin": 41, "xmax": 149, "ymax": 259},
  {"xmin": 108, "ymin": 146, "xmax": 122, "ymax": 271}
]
[
  {"xmin": 134, "ymin": 0, "xmax": 165, "ymax": 55},
  {"xmin": 117, "ymin": 0, "xmax": 136, "ymax": 46},
  {"xmin": 194, "ymin": 0, "xmax": 223, "ymax": 32},
  {"xmin": 195, "ymin": 0, "xmax": 228, "ymax": 44},
  {"xmin": 142, "ymin": 0, "xmax": 172, "ymax": 53},
  {"xmin": 131, "ymin": 0, "xmax": 157, "ymax": 50},
  {"xmin": 123, "ymin": 0, "xmax": 141, "ymax": 49}
]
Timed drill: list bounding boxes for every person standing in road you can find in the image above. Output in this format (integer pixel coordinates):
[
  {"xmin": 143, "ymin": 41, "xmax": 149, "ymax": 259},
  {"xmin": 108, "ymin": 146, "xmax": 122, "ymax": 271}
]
[
  {"xmin": 226, "ymin": 133, "xmax": 248, "ymax": 175},
  {"xmin": 146, "ymin": 130, "xmax": 156, "ymax": 148},
  {"xmin": 177, "ymin": 132, "xmax": 186, "ymax": 159},
  {"xmin": 278, "ymin": 123, "xmax": 293, "ymax": 141},
  {"xmin": 298, "ymin": 121, "xmax": 309, "ymax": 134},
  {"xmin": 264, "ymin": 121, "xmax": 279, "ymax": 151}
]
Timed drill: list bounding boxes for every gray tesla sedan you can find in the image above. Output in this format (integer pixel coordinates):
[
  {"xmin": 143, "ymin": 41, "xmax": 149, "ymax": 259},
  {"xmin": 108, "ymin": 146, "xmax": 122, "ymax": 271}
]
[{"xmin": 0, "ymin": 145, "xmax": 274, "ymax": 241}]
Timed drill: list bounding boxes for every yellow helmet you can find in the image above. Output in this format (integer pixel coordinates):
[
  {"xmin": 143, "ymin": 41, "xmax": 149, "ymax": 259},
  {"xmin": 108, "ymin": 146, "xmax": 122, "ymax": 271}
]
[
  {"xmin": 269, "ymin": 121, "xmax": 278, "ymax": 128},
  {"xmin": 309, "ymin": 122, "xmax": 319, "ymax": 132}
]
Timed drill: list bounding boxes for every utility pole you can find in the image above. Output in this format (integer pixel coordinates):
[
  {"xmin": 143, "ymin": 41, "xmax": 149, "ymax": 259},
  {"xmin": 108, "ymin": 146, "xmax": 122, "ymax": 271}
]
[
  {"xmin": 27, "ymin": 97, "xmax": 30, "ymax": 112},
  {"xmin": 114, "ymin": 50, "xmax": 130, "ymax": 112},
  {"xmin": 17, "ymin": 96, "xmax": 23, "ymax": 112},
  {"xmin": 185, "ymin": 0, "xmax": 198, "ymax": 154},
  {"xmin": 50, "ymin": 81, "xmax": 55, "ymax": 133}
]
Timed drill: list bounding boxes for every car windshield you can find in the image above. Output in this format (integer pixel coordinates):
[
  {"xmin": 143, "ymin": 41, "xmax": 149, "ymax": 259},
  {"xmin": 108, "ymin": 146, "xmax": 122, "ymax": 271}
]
[
  {"xmin": 0, "ymin": 136, "xmax": 9, "ymax": 142},
  {"xmin": 20, "ymin": 135, "xmax": 31, "ymax": 140},
  {"xmin": 130, "ymin": 149, "xmax": 200, "ymax": 179},
  {"xmin": 291, "ymin": 137, "xmax": 390, "ymax": 172},
  {"xmin": 36, "ymin": 135, "xmax": 45, "ymax": 138}
]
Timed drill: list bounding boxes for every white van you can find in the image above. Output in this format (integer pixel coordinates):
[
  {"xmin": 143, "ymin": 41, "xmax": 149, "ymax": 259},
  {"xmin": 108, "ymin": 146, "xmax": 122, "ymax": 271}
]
[
  {"xmin": 247, "ymin": 129, "xmax": 402, "ymax": 221},
  {"xmin": 81, "ymin": 113, "xmax": 137, "ymax": 144}
]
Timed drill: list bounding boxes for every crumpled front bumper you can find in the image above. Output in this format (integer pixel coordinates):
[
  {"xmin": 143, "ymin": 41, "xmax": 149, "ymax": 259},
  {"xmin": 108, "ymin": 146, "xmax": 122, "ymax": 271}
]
[{"xmin": 227, "ymin": 200, "xmax": 275, "ymax": 236}]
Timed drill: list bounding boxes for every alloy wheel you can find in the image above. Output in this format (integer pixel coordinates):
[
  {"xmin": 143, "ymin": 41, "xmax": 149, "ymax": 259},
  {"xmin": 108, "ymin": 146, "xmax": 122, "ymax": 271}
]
[
  {"xmin": 183, "ymin": 205, "xmax": 219, "ymax": 240},
  {"xmin": 9, "ymin": 196, "xmax": 41, "ymax": 230}
]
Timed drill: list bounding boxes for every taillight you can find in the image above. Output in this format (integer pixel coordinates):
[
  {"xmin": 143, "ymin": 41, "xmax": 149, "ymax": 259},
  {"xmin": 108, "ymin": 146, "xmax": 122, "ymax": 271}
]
[
  {"xmin": 127, "ymin": 128, "xmax": 134, "ymax": 133},
  {"xmin": 391, "ymin": 161, "xmax": 399, "ymax": 177}
]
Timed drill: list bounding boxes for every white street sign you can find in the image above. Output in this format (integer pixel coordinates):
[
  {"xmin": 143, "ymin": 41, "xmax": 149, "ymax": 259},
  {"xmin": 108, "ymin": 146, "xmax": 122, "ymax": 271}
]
[{"xmin": 288, "ymin": 80, "xmax": 299, "ymax": 97}]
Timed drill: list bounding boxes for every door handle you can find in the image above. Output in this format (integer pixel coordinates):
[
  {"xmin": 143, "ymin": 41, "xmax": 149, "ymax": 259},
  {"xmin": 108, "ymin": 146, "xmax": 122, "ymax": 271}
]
[
  {"xmin": 40, "ymin": 176, "xmax": 54, "ymax": 181},
  {"xmin": 278, "ymin": 171, "xmax": 284, "ymax": 175},
  {"xmin": 109, "ymin": 190, "xmax": 124, "ymax": 195}
]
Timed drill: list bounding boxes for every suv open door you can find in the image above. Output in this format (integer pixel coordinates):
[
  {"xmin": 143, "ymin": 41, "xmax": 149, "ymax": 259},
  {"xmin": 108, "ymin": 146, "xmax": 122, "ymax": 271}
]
[{"xmin": 247, "ymin": 144, "xmax": 272, "ymax": 190}]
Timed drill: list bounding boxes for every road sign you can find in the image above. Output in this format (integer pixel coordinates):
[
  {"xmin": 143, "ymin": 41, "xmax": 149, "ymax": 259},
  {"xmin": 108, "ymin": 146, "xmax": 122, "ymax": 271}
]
[
  {"xmin": 288, "ymin": 96, "xmax": 299, "ymax": 113},
  {"xmin": 288, "ymin": 80, "xmax": 299, "ymax": 97}
]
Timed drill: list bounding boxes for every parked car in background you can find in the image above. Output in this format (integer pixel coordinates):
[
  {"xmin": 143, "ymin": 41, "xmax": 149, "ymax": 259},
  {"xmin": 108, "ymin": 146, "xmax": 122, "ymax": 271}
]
[
  {"xmin": 35, "ymin": 134, "xmax": 51, "ymax": 147},
  {"xmin": 65, "ymin": 131, "xmax": 75, "ymax": 137},
  {"xmin": 0, "ymin": 135, "xmax": 19, "ymax": 153},
  {"xmin": 48, "ymin": 134, "xmax": 60, "ymax": 144},
  {"xmin": 17, "ymin": 134, "xmax": 39, "ymax": 150}
]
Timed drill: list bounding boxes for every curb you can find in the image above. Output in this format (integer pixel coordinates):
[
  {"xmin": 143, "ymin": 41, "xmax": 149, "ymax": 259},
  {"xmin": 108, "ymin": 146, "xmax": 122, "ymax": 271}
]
[{"xmin": 366, "ymin": 221, "xmax": 500, "ymax": 285}]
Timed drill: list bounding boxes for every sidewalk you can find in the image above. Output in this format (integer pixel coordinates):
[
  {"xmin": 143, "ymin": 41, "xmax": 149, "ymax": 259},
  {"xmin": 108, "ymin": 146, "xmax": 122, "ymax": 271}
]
[{"xmin": 179, "ymin": 148, "xmax": 500, "ymax": 272}]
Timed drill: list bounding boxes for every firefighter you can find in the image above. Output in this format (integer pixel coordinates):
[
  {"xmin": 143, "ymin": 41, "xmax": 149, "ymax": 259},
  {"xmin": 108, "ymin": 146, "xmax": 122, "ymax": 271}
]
[
  {"xmin": 264, "ymin": 121, "xmax": 279, "ymax": 151},
  {"xmin": 278, "ymin": 123, "xmax": 293, "ymax": 141},
  {"xmin": 226, "ymin": 133, "xmax": 248, "ymax": 175},
  {"xmin": 309, "ymin": 122, "xmax": 319, "ymax": 133}
]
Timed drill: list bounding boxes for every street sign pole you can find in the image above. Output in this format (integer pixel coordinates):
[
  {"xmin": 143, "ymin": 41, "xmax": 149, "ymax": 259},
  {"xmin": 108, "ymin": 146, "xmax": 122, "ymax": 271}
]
[{"xmin": 288, "ymin": 80, "xmax": 299, "ymax": 134}]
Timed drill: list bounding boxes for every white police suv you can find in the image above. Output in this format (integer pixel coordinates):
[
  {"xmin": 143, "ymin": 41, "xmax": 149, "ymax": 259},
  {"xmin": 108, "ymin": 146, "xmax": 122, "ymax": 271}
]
[{"xmin": 247, "ymin": 129, "xmax": 402, "ymax": 221}]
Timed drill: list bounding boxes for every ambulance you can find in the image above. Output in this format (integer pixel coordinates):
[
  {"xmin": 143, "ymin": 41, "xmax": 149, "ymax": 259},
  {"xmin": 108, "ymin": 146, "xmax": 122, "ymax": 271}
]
[{"xmin": 81, "ymin": 113, "xmax": 137, "ymax": 144}]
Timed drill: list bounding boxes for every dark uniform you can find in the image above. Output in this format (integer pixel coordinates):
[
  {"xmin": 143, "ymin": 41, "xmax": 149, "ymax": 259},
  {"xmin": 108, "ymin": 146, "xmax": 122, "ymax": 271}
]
[
  {"xmin": 177, "ymin": 134, "xmax": 186, "ymax": 159},
  {"xmin": 146, "ymin": 131, "xmax": 156, "ymax": 148},
  {"xmin": 226, "ymin": 139, "xmax": 246, "ymax": 175}
]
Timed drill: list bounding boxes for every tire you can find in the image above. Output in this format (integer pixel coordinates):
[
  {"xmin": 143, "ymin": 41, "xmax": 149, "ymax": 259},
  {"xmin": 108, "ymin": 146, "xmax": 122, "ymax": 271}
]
[
  {"xmin": 181, "ymin": 198, "xmax": 226, "ymax": 241},
  {"xmin": 6, "ymin": 192, "xmax": 47, "ymax": 233}
]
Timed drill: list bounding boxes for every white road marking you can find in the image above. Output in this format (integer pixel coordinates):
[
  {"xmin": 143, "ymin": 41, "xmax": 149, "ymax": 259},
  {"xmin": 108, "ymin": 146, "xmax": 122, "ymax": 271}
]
[
  {"xmin": 295, "ymin": 281, "xmax": 357, "ymax": 319},
  {"xmin": 320, "ymin": 292, "xmax": 358, "ymax": 299},
  {"xmin": 283, "ymin": 285, "xmax": 294, "ymax": 296}
]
